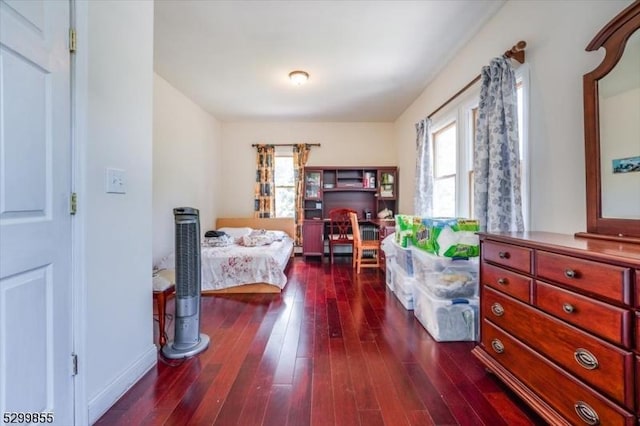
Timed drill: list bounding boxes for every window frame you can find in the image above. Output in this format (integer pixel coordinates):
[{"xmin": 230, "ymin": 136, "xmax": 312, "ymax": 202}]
[
  {"xmin": 516, "ymin": 64, "xmax": 531, "ymax": 231},
  {"xmin": 430, "ymin": 85, "xmax": 479, "ymax": 218},
  {"xmin": 432, "ymin": 120, "xmax": 458, "ymax": 217}
]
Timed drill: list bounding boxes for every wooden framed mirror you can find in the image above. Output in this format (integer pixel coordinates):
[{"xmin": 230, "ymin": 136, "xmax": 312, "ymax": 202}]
[{"xmin": 576, "ymin": 1, "xmax": 640, "ymax": 243}]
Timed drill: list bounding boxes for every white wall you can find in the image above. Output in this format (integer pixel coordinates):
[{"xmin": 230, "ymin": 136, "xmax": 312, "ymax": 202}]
[
  {"xmin": 394, "ymin": 0, "xmax": 632, "ymax": 234},
  {"xmin": 220, "ymin": 122, "xmax": 395, "ymax": 216},
  {"xmin": 153, "ymin": 74, "xmax": 222, "ymax": 264},
  {"xmin": 76, "ymin": 1, "xmax": 156, "ymax": 422}
]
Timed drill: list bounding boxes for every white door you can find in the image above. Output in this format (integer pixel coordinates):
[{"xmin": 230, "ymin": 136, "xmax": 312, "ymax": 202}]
[{"xmin": 0, "ymin": 0, "xmax": 73, "ymax": 424}]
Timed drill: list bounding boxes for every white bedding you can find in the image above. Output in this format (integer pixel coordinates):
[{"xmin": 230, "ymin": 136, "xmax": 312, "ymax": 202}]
[{"xmin": 157, "ymin": 233, "xmax": 294, "ymax": 292}]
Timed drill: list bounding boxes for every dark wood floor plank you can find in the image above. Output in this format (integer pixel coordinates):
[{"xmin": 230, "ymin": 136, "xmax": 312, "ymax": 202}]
[
  {"xmin": 232, "ymin": 303, "xmax": 295, "ymax": 425},
  {"xmin": 94, "ymin": 358, "xmax": 205, "ymax": 426},
  {"xmin": 295, "ymin": 304, "xmax": 315, "ymax": 359},
  {"xmin": 412, "ymin": 338, "xmax": 487, "ymax": 426},
  {"xmin": 188, "ymin": 302, "xmax": 266, "ymax": 425},
  {"xmin": 213, "ymin": 296, "xmax": 291, "ymax": 425},
  {"xmin": 326, "ymin": 297, "xmax": 342, "ymax": 338},
  {"xmin": 103, "ymin": 296, "xmax": 241, "ymax": 426},
  {"xmin": 328, "ymin": 339, "xmax": 360, "ymax": 426},
  {"xmin": 310, "ymin": 274, "xmax": 336, "ymax": 426},
  {"xmin": 377, "ymin": 297, "xmax": 420, "ymax": 363},
  {"xmin": 357, "ymin": 276, "xmax": 384, "ymax": 331},
  {"xmin": 272, "ymin": 300, "xmax": 304, "ymax": 384},
  {"xmin": 358, "ymin": 409, "xmax": 386, "ymax": 426},
  {"xmin": 404, "ymin": 361, "xmax": 458, "ymax": 425},
  {"xmin": 98, "ymin": 257, "xmax": 546, "ymax": 426},
  {"xmin": 483, "ymin": 391, "xmax": 538, "ymax": 426},
  {"xmin": 335, "ymin": 297, "xmax": 379, "ymax": 411},
  {"xmin": 146, "ymin": 359, "xmax": 205, "ymax": 414},
  {"xmin": 407, "ymin": 410, "xmax": 437, "ymax": 426},
  {"xmin": 287, "ymin": 357, "xmax": 312, "ymax": 426},
  {"xmin": 262, "ymin": 385, "xmax": 293, "ymax": 426},
  {"xmin": 361, "ymin": 340, "xmax": 412, "ymax": 426},
  {"xmin": 140, "ymin": 408, "xmax": 173, "ymax": 426},
  {"xmin": 105, "ymin": 366, "xmax": 159, "ymax": 410},
  {"xmin": 163, "ymin": 363, "xmax": 221, "ymax": 425}
]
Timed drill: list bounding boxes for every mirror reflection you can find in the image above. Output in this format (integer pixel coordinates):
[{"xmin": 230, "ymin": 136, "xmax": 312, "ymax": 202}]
[{"xmin": 599, "ymin": 28, "xmax": 640, "ymax": 219}]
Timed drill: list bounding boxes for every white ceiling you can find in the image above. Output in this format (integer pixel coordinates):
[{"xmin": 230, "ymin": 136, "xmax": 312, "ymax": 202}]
[{"xmin": 154, "ymin": 0, "xmax": 505, "ymax": 122}]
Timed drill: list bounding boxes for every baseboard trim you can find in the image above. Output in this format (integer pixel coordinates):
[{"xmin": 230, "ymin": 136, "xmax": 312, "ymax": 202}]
[{"xmin": 87, "ymin": 344, "xmax": 157, "ymax": 424}]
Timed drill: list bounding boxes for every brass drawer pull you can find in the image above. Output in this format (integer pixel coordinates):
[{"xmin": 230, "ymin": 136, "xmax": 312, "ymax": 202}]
[
  {"xmin": 574, "ymin": 401, "xmax": 599, "ymax": 425},
  {"xmin": 497, "ymin": 278, "xmax": 507, "ymax": 285},
  {"xmin": 562, "ymin": 303, "xmax": 575, "ymax": 314},
  {"xmin": 574, "ymin": 348, "xmax": 599, "ymax": 370},
  {"xmin": 564, "ymin": 268, "xmax": 577, "ymax": 278},
  {"xmin": 490, "ymin": 303, "xmax": 505, "ymax": 317},
  {"xmin": 498, "ymin": 251, "xmax": 510, "ymax": 259},
  {"xmin": 491, "ymin": 339, "xmax": 504, "ymax": 354}
]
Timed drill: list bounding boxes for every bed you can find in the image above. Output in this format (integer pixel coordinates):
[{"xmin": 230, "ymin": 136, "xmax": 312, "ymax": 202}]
[{"xmin": 157, "ymin": 217, "xmax": 295, "ymax": 294}]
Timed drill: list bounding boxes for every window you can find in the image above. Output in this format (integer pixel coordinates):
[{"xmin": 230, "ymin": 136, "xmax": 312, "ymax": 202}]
[
  {"xmin": 274, "ymin": 152, "xmax": 295, "ymax": 218},
  {"xmin": 430, "ymin": 90, "xmax": 477, "ymax": 219},
  {"xmin": 430, "ymin": 65, "xmax": 529, "ymax": 227},
  {"xmin": 433, "ymin": 122, "xmax": 457, "ymax": 217}
]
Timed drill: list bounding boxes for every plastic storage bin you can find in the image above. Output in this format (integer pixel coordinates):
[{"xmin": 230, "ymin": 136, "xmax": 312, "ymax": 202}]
[
  {"xmin": 381, "ymin": 233, "xmax": 396, "ymax": 258},
  {"xmin": 385, "ymin": 257, "xmax": 396, "ymax": 292},
  {"xmin": 392, "ymin": 240, "xmax": 413, "ymax": 276},
  {"xmin": 411, "ymin": 248, "xmax": 479, "ymax": 298},
  {"xmin": 391, "ymin": 262, "xmax": 415, "ymax": 310},
  {"xmin": 413, "ymin": 284, "xmax": 478, "ymax": 342}
]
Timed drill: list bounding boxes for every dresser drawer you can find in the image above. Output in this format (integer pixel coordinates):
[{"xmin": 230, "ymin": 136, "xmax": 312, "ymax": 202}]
[
  {"xmin": 635, "ymin": 271, "xmax": 639, "ymax": 307},
  {"xmin": 482, "ymin": 320, "xmax": 636, "ymax": 426},
  {"xmin": 482, "ymin": 262, "xmax": 531, "ymax": 303},
  {"xmin": 637, "ymin": 356, "xmax": 640, "ymax": 416},
  {"xmin": 536, "ymin": 251, "xmax": 632, "ymax": 304},
  {"xmin": 482, "ymin": 241, "xmax": 532, "ymax": 274},
  {"xmin": 636, "ymin": 313, "xmax": 640, "ymax": 352},
  {"xmin": 535, "ymin": 280, "xmax": 633, "ymax": 347},
  {"xmin": 483, "ymin": 286, "xmax": 635, "ymax": 407}
]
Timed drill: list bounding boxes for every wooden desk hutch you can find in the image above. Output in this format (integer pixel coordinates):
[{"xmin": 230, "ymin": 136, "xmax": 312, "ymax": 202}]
[{"xmin": 302, "ymin": 166, "xmax": 397, "ymax": 260}]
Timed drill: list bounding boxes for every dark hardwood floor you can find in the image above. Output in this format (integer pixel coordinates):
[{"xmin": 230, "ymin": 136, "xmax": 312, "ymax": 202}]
[{"xmin": 96, "ymin": 257, "xmax": 544, "ymax": 426}]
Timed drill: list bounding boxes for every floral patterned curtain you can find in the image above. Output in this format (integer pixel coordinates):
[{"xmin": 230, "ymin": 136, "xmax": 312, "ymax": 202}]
[
  {"xmin": 414, "ymin": 118, "xmax": 434, "ymax": 217},
  {"xmin": 254, "ymin": 145, "xmax": 275, "ymax": 218},
  {"xmin": 474, "ymin": 57, "xmax": 524, "ymax": 232},
  {"xmin": 293, "ymin": 144, "xmax": 311, "ymax": 246}
]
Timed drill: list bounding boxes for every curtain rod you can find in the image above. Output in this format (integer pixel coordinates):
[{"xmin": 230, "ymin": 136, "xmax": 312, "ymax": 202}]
[
  {"xmin": 251, "ymin": 143, "xmax": 321, "ymax": 147},
  {"xmin": 427, "ymin": 40, "xmax": 527, "ymax": 120}
]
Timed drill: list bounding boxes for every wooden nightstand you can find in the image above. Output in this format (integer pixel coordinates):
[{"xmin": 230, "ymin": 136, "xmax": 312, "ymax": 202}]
[{"xmin": 152, "ymin": 269, "xmax": 175, "ymax": 347}]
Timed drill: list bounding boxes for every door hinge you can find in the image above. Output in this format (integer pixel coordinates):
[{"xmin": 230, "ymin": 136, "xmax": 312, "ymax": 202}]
[
  {"xmin": 70, "ymin": 192, "xmax": 77, "ymax": 215},
  {"xmin": 69, "ymin": 28, "xmax": 77, "ymax": 53},
  {"xmin": 71, "ymin": 353, "xmax": 78, "ymax": 376}
]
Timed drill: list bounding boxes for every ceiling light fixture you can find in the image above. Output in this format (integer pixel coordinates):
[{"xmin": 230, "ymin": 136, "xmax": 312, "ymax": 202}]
[{"xmin": 289, "ymin": 70, "xmax": 309, "ymax": 85}]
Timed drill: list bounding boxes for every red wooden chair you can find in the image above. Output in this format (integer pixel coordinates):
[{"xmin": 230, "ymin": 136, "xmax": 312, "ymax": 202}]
[{"xmin": 328, "ymin": 208, "xmax": 357, "ymax": 263}]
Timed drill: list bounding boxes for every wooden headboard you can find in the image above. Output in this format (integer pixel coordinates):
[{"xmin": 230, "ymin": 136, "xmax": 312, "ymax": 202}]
[{"xmin": 215, "ymin": 217, "xmax": 296, "ymax": 239}]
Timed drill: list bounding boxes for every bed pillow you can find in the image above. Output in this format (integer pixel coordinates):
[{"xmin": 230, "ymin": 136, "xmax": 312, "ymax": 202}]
[
  {"xmin": 216, "ymin": 227, "xmax": 253, "ymax": 241},
  {"xmin": 264, "ymin": 230, "xmax": 288, "ymax": 241},
  {"xmin": 239, "ymin": 229, "xmax": 290, "ymax": 247},
  {"xmin": 240, "ymin": 231, "xmax": 276, "ymax": 247},
  {"xmin": 203, "ymin": 234, "xmax": 234, "ymax": 247}
]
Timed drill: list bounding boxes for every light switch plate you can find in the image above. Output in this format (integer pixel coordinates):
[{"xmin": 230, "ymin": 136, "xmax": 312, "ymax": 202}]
[{"xmin": 106, "ymin": 168, "xmax": 126, "ymax": 194}]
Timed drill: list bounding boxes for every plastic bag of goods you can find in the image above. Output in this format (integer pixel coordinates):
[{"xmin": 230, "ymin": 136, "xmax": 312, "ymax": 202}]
[
  {"xmin": 427, "ymin": 264, "xmax": 478, "ymax": 298},
  {"xmin": 395, "ymin": 215, "xmax": 417, "ymax": 248},
  {"xmin": 412, "ymin": 217, "xmax": 480, "ymax": 258}
]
